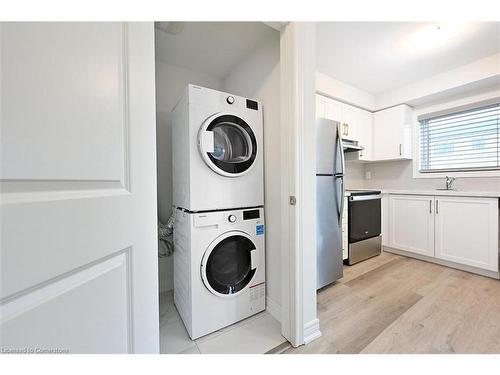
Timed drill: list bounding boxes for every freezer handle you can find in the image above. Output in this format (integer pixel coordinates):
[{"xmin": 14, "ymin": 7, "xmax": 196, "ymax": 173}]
[{"xmin": 336, "ymin": 122, "xmax": 346, "ymax": 175}]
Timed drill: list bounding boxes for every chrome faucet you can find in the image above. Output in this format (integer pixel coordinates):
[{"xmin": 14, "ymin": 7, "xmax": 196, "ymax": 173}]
[{"xmin": 445, "ymin": 176, "xmax": 456, "ymax": 190}]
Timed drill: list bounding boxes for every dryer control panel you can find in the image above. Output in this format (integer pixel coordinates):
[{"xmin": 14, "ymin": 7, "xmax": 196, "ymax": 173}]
[{"xmin": 243, "ymin": 209, "xmax": 260, "ymax": 220}]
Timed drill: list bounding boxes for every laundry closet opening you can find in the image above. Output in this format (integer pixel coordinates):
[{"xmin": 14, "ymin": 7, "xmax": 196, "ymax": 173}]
[{"xmin": 154, "ymin": 22, "xmax": 286, "ymax": 354}]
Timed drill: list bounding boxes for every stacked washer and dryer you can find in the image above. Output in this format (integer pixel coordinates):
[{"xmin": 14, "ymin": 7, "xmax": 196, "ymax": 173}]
[{"xmin": 171, "ymin": 85, "xmax": 266, "ymax": 339}]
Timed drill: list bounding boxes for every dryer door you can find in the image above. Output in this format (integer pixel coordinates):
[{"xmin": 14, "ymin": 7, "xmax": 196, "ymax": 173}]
[
  {"xmin": 201, "ymin": 231, "xmax": 259, "ymax": 297},
  {"xmin": 198, "ymin": 113, "xmax": 258, "ymax": 177}
]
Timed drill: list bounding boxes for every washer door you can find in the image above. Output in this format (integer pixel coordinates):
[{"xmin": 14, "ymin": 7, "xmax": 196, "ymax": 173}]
[
  {"xmin": 198, "ymin": 113, "xmax": 258, "ymax": 177},
  {"xmin": 201, "ymin": 231, "xmax": 259, "ymax": 297}
]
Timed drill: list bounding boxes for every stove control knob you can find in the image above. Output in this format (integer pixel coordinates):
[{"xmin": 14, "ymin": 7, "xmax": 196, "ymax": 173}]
[{"xmin": 228, "ymin": 214, "xmax": 237, "ymax": 223}]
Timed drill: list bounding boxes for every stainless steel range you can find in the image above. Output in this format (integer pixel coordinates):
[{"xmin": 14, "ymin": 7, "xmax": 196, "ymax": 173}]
[{"xmin": 346, "ymin": 190, "xmax": 382, "ymax": 265}]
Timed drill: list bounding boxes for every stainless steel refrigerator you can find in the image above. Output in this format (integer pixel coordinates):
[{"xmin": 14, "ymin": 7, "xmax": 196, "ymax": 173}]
[{"xmin": 316, "ymin": 118, "xmax": 344, "ymax": 289}]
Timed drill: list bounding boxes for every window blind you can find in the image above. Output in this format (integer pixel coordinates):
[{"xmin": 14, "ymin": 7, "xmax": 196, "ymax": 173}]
[{"xmin": 419, "ymin": 103, "xmax": 500, "ymax": 173}]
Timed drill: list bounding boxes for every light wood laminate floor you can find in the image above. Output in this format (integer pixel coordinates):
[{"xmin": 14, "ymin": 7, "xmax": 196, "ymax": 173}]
[{"xmin": 286, "ymin": 252, "xmax": 500, "ymax": 354}]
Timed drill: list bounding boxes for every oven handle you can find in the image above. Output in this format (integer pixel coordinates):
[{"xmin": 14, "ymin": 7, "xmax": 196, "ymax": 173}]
[{"xmin": 349, "ymin": 194, "xmax": 382, "ymax": 202}]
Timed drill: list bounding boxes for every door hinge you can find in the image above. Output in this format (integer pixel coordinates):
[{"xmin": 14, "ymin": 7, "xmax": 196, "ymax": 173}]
[{"xmin": 289, "ymin": 196, "xmax": 297, "ymax": 206}]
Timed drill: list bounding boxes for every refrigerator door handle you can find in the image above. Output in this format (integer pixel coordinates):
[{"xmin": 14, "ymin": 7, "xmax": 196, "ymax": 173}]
[{"xmin": 336, "ymin": 176, "xmax": 344, "ymax": 221}]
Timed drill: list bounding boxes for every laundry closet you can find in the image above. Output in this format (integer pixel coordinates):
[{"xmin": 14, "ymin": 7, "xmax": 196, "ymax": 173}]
[{"xmin": 154, "ymin": 22, "xmax": 285, "ymax": 353}]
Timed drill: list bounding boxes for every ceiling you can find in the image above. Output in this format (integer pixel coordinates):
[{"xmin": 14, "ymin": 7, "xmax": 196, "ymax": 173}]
[
  {"xmin": 316, "ymin": 22, "xmax": 500, "ymax": 95},
  {"xmin": 155, "ymin": 22, "xmax": 276, "ymax": 79}
]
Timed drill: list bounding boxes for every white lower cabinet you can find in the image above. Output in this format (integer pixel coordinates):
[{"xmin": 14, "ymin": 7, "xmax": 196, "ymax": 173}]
[
  {"xmin": 389, "ymin": 195, "xmax": 435, "ymax": 257},
  {"xmin": 434, "ymin": 196, "xmax": 499, "ymax": 272},
  {"xmin": 387, "ymin": 194, "xmax": 499, "ymax": 274}
]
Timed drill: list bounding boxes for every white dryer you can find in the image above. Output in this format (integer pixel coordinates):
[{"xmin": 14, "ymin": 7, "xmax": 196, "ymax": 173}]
[
  {"xmin": 172, "ymin": 84, "xmax": 264, "ymax": 211},
  {"xmin": 173, "ymin": 207, "xmax": 266, "ymax": 339}
]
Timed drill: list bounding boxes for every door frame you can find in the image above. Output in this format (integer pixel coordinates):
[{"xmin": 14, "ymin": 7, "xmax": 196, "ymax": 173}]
[{"xmin": 278, "ymin": 22, "xmax": 321, "ymax": 347}]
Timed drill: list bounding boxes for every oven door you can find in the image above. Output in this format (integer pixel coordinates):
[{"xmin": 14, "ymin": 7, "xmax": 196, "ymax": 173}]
[{"xmin": 348, "ymin": 194, "xmax": 381, "ymax": 243}]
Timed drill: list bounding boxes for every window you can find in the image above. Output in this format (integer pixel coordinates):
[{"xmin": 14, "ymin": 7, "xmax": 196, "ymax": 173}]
[{"xmin": 419, "ymin": 103, "xmax": 500, "ymax": 173}]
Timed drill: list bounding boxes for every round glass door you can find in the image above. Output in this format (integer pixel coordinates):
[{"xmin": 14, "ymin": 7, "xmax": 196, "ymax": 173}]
[
  {"xmin": 201, "ymin": 232, "xmax": 257, "ymax": 297},
  {"xmin": 198, "ymin": 114, "xmax": 258, "ymax": 177}
]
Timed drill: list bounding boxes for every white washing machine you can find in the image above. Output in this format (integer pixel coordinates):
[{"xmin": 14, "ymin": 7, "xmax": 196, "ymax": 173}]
[
  {"xmin": 172, "ymin": 84, "xmax": 264, "ymax": 211},
  {"xmin": 173, "ymin": 207, "xmax": 266, "ymax": 339}
]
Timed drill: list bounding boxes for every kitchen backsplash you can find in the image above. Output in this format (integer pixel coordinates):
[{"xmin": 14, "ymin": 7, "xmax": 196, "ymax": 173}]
[{"xmin": 360, "ymin": 160, "xmax": 500, "ymax": 192}]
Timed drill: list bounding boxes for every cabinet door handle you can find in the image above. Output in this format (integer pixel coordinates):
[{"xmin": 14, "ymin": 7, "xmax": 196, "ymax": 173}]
[
  {"xmin": 399, "ymin": 144, "xmax": 403, "ymax": 156},
  {"xmin": 346, "ymin": 123, "xmax": 349, "ymax": 136},
  {"xmin": 429, "ymin": 199, "xmax": 432, "ymax": 214},
  {"xmin": 435, "ymin": 200, "xmax": 439, "ymax": 214}
]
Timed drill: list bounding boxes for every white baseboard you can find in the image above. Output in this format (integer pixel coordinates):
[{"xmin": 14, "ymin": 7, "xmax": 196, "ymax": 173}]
[
  {"xmin": 303, "ymin": 318, "xmax": 321, "ymax": 344},
  {"xmin": 266, "ymin": 296, "xmax": 281, "ymax": 322}
]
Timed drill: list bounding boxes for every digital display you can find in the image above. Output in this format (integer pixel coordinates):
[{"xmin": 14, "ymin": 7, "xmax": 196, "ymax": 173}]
[
  {"xmin": 243, "ymin": 209, "xmax": 260, "ymax": 220},
  {"xmin": 246, "ymin": 99, "xmax": 258, "ymax": 110}
]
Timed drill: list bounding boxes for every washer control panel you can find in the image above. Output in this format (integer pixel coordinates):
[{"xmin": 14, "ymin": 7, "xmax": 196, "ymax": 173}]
[{"xmin": 193, "ymin": 208, "xmax": 264, "ymax": 229}]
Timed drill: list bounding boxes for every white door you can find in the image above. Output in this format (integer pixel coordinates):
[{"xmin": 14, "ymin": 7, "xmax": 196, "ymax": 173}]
[
  {"xmin": 434, "ymin": 196, "xmax": 498, "ymax": 272},
  {"xmin": 388, "ymin": 195, "xmax": 435, "ymax": 257},
  {"xmin": 0, "ymin": 23, "xmax": 159, "ymax": 353}
]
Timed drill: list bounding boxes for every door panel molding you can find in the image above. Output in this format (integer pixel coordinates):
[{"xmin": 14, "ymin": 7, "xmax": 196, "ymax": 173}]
[
  {"xmin": 0, "ymin": 180, "xmax": 129, "ymax": 204},
  {"xmin": 1, "ymin": 22, "xmax": 131, "ymax": 192},
  {"xmin": 1, "ymin": 249, "xmax": 132, "ymax": 353},
  {"xmin": 1, "ymin": 249, "xmax": 130, "ymax": 322}
]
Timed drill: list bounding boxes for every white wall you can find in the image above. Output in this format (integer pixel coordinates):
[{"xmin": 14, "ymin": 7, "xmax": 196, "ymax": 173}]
[
  {"xmin": 364, "ymin": 159, "xmax": 500, "ymax": 191},
  {"xmin": 155, "ymin": 60, "xmax": 223, "ymax": 293},
  {"xmin": 222, "ymin": 31, "xmax": 282, "ymax": 322},
  {"xmin": 344, "ymin": 162, "xmax": 365, "ymax": 189}
]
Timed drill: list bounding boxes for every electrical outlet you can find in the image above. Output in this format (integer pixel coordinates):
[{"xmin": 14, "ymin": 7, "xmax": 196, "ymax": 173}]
[{"xmin": 365, "ymin": 171, "xmax": 372, "ymax": 180}]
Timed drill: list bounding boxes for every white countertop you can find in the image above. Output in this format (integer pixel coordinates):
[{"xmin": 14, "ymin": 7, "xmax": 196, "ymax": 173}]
[
  {"xmin": 345, "ymin": 188, "xmax": 500, "ymax": 198},
  {"xmin": 380, "ymin": 189, "xmax": 500, "ymax": 198}
]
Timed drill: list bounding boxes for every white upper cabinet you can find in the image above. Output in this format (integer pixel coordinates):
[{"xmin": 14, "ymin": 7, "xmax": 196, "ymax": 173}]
[
  {"xmin": 373, "ymin": 104, "xmax": 413, "ymax": 161},
  {"xmin": 315, "ymin": 94, "xmax": 373, "ymax": 161},
  {"xmin": 356, "ymin": 108, "xmax": 373, "ymax": 161},
  {"xmin": 434, "ymin": 196, "xmax": 498, "ymax": 272}
]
